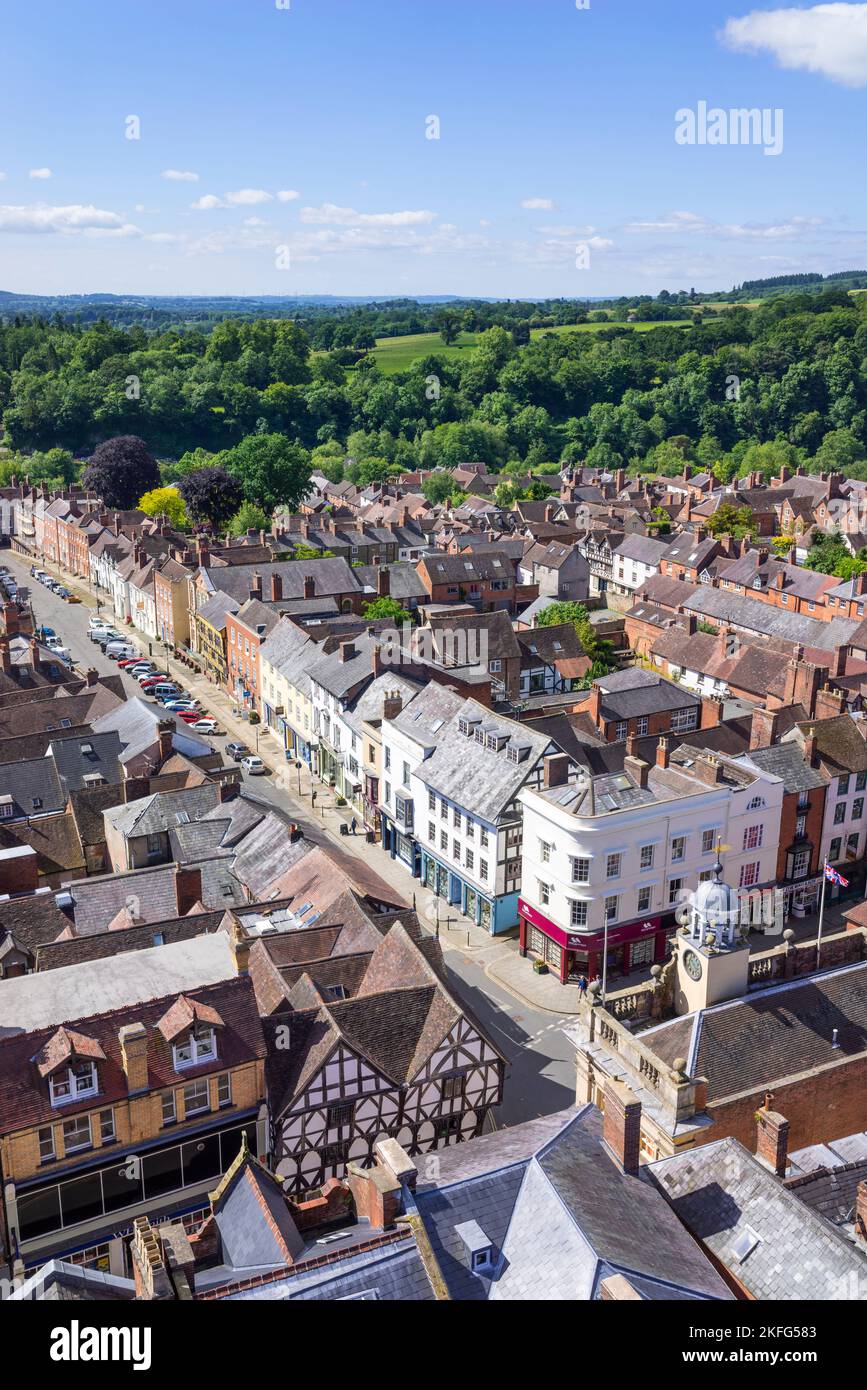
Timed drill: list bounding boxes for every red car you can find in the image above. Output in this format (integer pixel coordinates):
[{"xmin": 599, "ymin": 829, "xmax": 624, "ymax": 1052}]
[
  {"xmin": 139, "ymin": 676, "xmax": 169, "ymax": 690},
  {"xmin": 117, "ymin": 658, "xmax": 146, "ymax": 669},
  {"xmin": 177, "ymin": 709, "xmax": 201, "ymax": 723}
]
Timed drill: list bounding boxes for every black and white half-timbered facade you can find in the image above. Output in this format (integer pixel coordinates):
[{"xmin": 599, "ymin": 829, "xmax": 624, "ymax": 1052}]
[{"xmin": 260, "ymin": 922, "xmax": 505, "ymax": 1193}]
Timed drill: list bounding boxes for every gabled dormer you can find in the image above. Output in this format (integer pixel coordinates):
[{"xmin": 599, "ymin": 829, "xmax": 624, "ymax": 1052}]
[
  {"xmin": 34, "ymin": 1026, "xmax": 106, "ymax": 1106},
  {"xmin": 157, "ymin": 995, "xmax": 224, "ymax": 1072}
]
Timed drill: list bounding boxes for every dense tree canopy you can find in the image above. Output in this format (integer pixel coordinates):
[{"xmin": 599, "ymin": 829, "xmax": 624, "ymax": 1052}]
[
  {"xmin": 2, "ymin": 289, "xmax": 867, "ymax": 501},
  {"xmin": 177, "ymin": 465, "xmax": 244, "ymax": 529}
]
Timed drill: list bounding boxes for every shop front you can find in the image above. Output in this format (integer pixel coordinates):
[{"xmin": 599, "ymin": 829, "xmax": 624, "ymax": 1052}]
[
  {"xmin": 421, "ymin": 850, "xmax": 496, "ymax": 932},
  {"xmin": 518, "ymin": 898, "xmax": 672, "ymax": 985}
]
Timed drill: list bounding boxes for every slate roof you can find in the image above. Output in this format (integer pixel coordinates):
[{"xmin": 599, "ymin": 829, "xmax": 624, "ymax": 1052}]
[
  {"xmin": 63, "ymin": 859, "xmax": 245, "ymax": 936},
  {"xmin": 682, "ymin": 587, "xmax": 857, "ymax": 651},
  {"xmin": 649, "ymin": 1137, "xmax": 867, "ymax": 1300},
  {"xmin": 614, "ymin": 534, "xmax": 670, "ymax": 567},
  {"xmin": 414, "ymin": 1105, "xmax": 731, "ymax": 1301},
  {"xmin": 103, "ymin": 783, "xmax": 222, "ymax": 840},
  {"xmin": 354, "ymin": 563, "xmax": 429, "ymax": 601},
  {"xmin": 412, "ymin": 697, "xmax": 551, "ymax": 822},
  {"xmin": 91, "ymin": 697, "xmax": 215, "ymax": 765},
  {"xmin": 592, "ymin": 670, "xmax": 700, "ymax": 720},
  {"xmin": 741, "ymin": 744, "xmax": 828, "ymax": 794},
  {"xmin": 0, "ymin": 757, "xmax": 66, "ymax": 819},
  {"xmin": 787, "ymin": 714, "xmax": 867, "ymax": 774},
  {"xmin": 641, "ymin": 962, "xmax": 867, "ymax": 1103},
  {"xmin": 47, "ymin": 731, "xmax": 124, "ymax": 791},
  {"xmin": 200, "ymin": 557, "xmax": 361, "ymax": 603},
  {"xmin": 196, "ymin": 589, "xmax": 240, "ymax": 631}
]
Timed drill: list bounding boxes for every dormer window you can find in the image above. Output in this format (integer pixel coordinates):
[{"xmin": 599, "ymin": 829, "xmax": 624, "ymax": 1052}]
[
  {"xmin": 173, "ymin": 1022, "xmax": 217, "ymax": 1070},
  {"xmin": 50, "ymin": 1060, "xmax": 98, "ymax": 1106}
]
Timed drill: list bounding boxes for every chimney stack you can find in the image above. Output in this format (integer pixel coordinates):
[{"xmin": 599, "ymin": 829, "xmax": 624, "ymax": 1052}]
[
  {"xmin": 303, "ymin": 575, "xmax": 315, "ymax": 600},
  {"xmin": 174, "ymin": 865, "xmax": 202, "ymax": 917},
  {"xmin": 755, "ymin": 1095, "xmax": 789, "ymax": 1177},
  {"xmin": 119, "ymin": 1022, "xmax": 149, "ymax": 1093},
  {"xmin": 382, "ymin": 689, "xmax": 403, "ymax": 721},
  {"xmin": 656, "ymin": 736, "xmax": 670, "ymax": 770},
  {"xmin": 543, "ymin": 753, "xmax": 571, "ymax": 788},
  {"xmin": 749, "ymin": 706, "xmax": 779, "ymax": 751},
  {"xmin": 249, "ymin": 570, "xmax": 263, "ymax": 602},
  {"xmin": 270, "ymin": 572, "xmax": 283, "ymax": 602},
  {"xmin": 377, "ymin": 566, "xmax": 391, "ymax": 598},
  {"xmin": 624, "ymin": 755, "xmax": 649, "ymax": 789},
  {"xmin": 157, "ymin": 720, "xmax": 175, "ymax": 762},
  {"xmin": 602, "ymin": 1079, "xmax": 641, "ymax": 1175},
  {"xmin": 625, "ymin": 732, "xmax": 639, "ymax": 757},
  {"xmin": 587, "ymin": 684, "xmax": 602, "ymax": 729}
]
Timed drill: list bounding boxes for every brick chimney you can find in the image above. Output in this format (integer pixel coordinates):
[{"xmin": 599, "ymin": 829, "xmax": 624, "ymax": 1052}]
[
  {"xmin": 587, "ymin": 684, "xmax": 602, "ymax": 729},
  {"xmin": 174, "ymin": 865, "xmax": 202, "ymax": 917},
  {"xmin": 602, "ymin": 1079, "xmax": 641, "ymax": 1175},
  {"xmin": 750, "ymin": 706, "xmax": 779, "ymax": 751},
  {"xmin": 783, "ymin": 658, "xmax": 822, "ymax": 714},
  {"xmin": 249, "ymin": 570, "xmax": 263, "ymax": 602},
  {"xmin": 625, "ymin": 732, "xmax": 639, "ymax": 757},
  {"xmin": 700, "ymin": 696, "xmax": 723, "ymax": 729},
  {"xmin": 157, "ymin": 719, "xmax": 175, "ymax": 762},
  {"xmin": 85, "ymin": 667, "xmax": 99, "ymax": 687},
  {"xmin": 196, "ymin": 536, "xmax": 210, "ymax": 566},
  {"xmin": 693, "ymin": 753, "xmax": 724, "ymax": 786},
  {"xmin": 131, "ymin": 1217, "xmax": 173, "ymax": 1300},
  {"xmin": 303, "ymin": 575, "xmax": 315, "ymax": 599},
  {"xmin": 624, "ymin": 755, "xmax": 649, "ymax": 789},
  {"xmin": 755, "ymin": 1094, "xmax": 789, "ymax": 1176},
  {"xmin": 123, "ymin": 774, "xmax": 151, "ymax": 803},
  {"xmin": 119, "ymin": 1022, "xmax": 149, "ymax": 1092},
  {"xmin": 377, "ymin": 566, "xmax": 391, "ymax": 597},
  {"xmin": 339, "ymin": 640, "xmax": 356, "ymax": 663},
  {"xmin": 814, "ymin": 685, "xmax": 846, "ymax": 721},
  {"xmin": 382, "ymin": 689, "xmax": 403, "ymax": 720},
  {"xmin": 656, "ymin": 735, "xmax": 670, "ymax": 770},
  {"xmin": 543, "ymin": 753, "xmax": 571, "ymax": 788},
  {"xmin": 268, "ymin": 571, "xmax": 283, "ymax": 602}
]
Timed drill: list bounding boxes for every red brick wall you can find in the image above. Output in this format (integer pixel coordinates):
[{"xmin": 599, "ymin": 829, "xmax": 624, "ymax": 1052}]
[{"xmin": 703, "ymin": 1055, "xmax": 867, "ymax": 1155}]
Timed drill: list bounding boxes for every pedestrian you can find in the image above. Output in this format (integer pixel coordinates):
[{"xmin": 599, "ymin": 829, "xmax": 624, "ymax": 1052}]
[
  {"xmin": 350, "ymin": 817, "xmax": 357, "ymax": 835},
  {"xmin": 577, "ymin": 974, "xmax": 588, "ymax": 995}
]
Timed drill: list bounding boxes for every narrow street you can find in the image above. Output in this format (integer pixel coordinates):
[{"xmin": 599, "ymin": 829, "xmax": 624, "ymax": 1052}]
[{"xmin": 8, "ymin": 549, "xmax": 583, "ymax": 1129}]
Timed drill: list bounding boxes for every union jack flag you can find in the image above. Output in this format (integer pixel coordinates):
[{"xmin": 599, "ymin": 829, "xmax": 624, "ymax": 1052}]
[{"xmin": 824, "ymin": 862, "xmax": 849, "ymax": 887}]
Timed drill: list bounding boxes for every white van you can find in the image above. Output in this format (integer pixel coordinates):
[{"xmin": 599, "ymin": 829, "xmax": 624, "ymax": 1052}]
[{"xmin": 106, "ymin": 641, "xmax": 138, "ymax": 660}]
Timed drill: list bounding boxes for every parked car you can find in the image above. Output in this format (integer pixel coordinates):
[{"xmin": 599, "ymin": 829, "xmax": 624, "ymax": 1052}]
[
  {"xmin": 188, "ymin": 718, "xmax": 220, "ymax": 734},
  {"xmin": 163, "ymin": 699, "xmax": 200, "ymax": 713},
  {"xmin": 240, "ymin": 755, "xmax": 266, "ymax": 775},
  {"xmin": 151, "ymin": 684, "xmax": 182, "ymax": 702},
  {"xmin": 138, "ymin": 674, "xmax": 169, "ymax": 688},
  {"xmin": 96, "ymin": 631, "xmax": 122, "ymax": 648},
  {"xmin": 44, "ymin": 636, "xmax": 65, "ymax": 652},
  {"xmin": 35, "ymin": 626, "xmax": 56, "ymax": 640},
  {"xmin": 55, "ymin": 587, "xmax": 71, "ymax": 600},
  {"xmin": 226, "ymin": 742, "xmax": 251, "ymax": 761},
  {"xmin": 177, "ymin": 710, "xmax": 202, "ymax": 723}
]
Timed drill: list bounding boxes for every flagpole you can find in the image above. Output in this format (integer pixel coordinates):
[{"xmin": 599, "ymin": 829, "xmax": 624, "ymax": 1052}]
[{"xmin": 817, "ymin": 860, "xmax": 828, "ymax": 969}]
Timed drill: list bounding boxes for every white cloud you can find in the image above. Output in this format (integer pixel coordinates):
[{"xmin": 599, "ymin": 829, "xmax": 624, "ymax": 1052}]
[
  {"xmin": 298, "ymin": 203, "xmax": 437, "ymax": 227},
  {"xmin": 28, "ymin": 168, "xmax": 52, "ymax": 180},
  {"xmin": 191, "ymin": 194, "xmax": 225, "ymax": 210},
  {"xmin": 0, "ymin": 173, "xmax": 6, "ymax": 182},
  {"xmin": 0, "ymin": 203, "xmax": 138, "ymax": 235},
  {"xmin": 276, "ymin": 189, "xmax": 299, "ymax": 202},
  {"xmin": 721, "ymin": 3, "xmax": 867, "ymax": 87},
  {"xmin": 520, "ymin": 197, "xmax": 554, "ymax": 210},
  {"xmin": 224, "ymin": 188, "xmax": 274, "ymax": 205},
  {"xmin": 624, "ymin": 209, "xmax": 827, "ymax": 240},
  {"xmin": 243, "ymin": 216, "xmax": 269, "ymax": 227},
  {"xmin": 162, "ymin": 169, "xmax": 199, "ymax": 182}
]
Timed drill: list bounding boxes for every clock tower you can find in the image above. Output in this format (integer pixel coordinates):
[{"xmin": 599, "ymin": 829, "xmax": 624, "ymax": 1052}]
[{"xmin": 674, "ymin": 861, "xmax": 751, "ymax": 1015}]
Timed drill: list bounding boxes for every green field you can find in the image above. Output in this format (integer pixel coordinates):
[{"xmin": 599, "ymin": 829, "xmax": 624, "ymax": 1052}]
[{"xmin": 368, "ymin": 319, "xmax": 694, "ymax": 374}]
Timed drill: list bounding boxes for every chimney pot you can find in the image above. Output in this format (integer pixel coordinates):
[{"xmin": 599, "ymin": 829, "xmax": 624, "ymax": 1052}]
[
  {"xmin": 656, "ymin": 736, "xmax": 670, "ymax": 770},
  {"xmin": 755, "ymin": 1101, "xmax": 790, "ymax": 1177},
  {"xmin": 602, "ymin": 1079, "xmax": 641, "ymax": 1175}
]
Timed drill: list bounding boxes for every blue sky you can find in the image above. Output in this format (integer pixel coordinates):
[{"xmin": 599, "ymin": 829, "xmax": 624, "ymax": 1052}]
[{"xmin": 2, "ymin": 0, "xmax": 866, "ymax": 297}]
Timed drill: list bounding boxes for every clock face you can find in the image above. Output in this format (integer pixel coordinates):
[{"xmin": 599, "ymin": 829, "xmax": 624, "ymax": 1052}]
[{"xmin": 683, "ymin": 948, "xmax": 703, "ymax": 982}]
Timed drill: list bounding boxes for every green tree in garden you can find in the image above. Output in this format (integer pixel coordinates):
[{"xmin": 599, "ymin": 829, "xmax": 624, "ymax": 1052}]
[
  {"xmin": 223, "ymin": 433, "xmax": 312, "ymax": 512},
  {"xmin": 422, "ymin": 471, "xmax": 456, "ymax": 506},
  {"xmin": 362, "ymin": 596, "xmax": 408, "ymax": 622},
  {"xmin": 137, "ymin": 486, "xmax": 187, "ymax": 528},
  {"xmin": 705, "ymin": 503, "xmax": 755, "ymax": 540},
  {"xmin": 228, "ymin": 501, "xmax": 270, "ymax": 536},
  {"xmin": 536, "ymin": 600, "xmax": 615, "ymax": 678}
]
